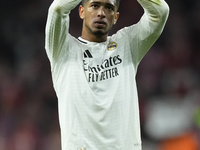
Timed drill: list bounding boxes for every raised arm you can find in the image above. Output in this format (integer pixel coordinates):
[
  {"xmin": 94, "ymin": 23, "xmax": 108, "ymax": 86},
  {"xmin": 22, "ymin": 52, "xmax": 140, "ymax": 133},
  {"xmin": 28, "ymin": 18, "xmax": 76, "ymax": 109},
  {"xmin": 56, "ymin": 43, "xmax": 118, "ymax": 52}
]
[
  {"xmin": 45, "ymin": 0, "xmax": 81, "ymax": 62},
  {"xmin": 123, "ymin": 0, "xmax": 169, "ymax": 67}
]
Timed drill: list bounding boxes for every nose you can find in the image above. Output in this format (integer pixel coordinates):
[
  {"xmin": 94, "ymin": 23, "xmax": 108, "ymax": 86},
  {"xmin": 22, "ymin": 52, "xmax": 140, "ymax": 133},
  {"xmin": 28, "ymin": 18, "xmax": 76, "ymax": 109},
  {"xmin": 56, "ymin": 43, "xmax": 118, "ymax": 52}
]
[{"xmin": 97, "ymin": 7, "xmax": 105, "ymax": 18}]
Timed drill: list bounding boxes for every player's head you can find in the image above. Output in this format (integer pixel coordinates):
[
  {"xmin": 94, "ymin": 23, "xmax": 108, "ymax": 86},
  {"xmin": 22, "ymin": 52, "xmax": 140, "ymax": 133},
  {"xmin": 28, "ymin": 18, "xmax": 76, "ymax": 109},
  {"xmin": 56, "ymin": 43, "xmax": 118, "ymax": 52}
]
[{"xmin": 79, "ymin": 0, "xmax": 120, "ymax": 42}]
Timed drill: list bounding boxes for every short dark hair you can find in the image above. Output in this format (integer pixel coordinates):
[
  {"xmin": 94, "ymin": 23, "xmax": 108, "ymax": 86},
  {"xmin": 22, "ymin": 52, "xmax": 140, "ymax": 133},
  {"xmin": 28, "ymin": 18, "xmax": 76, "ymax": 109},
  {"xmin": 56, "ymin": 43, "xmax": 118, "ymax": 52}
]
[{"xmin": 82, "ymin": 0, "xmax": 121, "ymax": 9}]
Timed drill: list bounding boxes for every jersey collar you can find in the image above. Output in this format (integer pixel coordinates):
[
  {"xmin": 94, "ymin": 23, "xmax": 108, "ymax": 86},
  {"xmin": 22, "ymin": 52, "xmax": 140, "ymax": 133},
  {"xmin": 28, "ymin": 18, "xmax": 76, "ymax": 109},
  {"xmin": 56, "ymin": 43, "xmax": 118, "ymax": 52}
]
[
  {"xmin": 78, "ymin": 37, "xmax": 88, "ymax": 44},
  {"xmin": 78, "ymin": 37, "xmax": 108, "ymax": 45}
]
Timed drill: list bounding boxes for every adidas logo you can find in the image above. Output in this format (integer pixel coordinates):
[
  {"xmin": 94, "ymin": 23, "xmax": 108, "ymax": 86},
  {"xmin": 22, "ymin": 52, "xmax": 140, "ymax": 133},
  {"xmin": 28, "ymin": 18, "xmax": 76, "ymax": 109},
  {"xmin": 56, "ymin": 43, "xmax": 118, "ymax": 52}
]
[{"xmin": 84, "ymin": 50, "xmax": 93, "ymax": 58}]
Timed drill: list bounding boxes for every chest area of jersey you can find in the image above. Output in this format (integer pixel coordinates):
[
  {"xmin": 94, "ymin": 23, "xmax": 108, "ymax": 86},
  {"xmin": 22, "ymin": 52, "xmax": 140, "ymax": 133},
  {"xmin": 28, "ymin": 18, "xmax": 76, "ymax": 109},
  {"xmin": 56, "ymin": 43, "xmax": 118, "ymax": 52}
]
[{"xmin": 82, "ymin": 43, "xmax": 123, "ymax": 83}]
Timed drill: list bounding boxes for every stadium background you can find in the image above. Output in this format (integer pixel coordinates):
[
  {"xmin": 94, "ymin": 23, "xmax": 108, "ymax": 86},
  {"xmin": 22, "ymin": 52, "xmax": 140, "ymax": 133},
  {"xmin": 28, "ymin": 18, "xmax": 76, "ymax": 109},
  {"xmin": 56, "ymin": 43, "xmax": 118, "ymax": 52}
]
[{"xmin": 0, "ymin": 0, "xmax": 200, "ymax": 149}]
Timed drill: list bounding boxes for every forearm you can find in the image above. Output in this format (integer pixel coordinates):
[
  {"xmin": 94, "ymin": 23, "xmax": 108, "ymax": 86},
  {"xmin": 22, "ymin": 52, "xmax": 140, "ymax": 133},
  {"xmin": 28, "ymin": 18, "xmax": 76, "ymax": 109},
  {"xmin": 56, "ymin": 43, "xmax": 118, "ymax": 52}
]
[
  {"xmin": 49, "ymin": 0, "xmax": 81, "ymax": 15},
  {"xmin": 138, "ymin": 0, "xmax": 169, "ymax": 30},
  {"xmin": 45, "ymin": 0, "xmax": 81, "ymax": 61},
  {"xmin": 129, "ymin": 0, "xmax": 169, "ymax": 67}
]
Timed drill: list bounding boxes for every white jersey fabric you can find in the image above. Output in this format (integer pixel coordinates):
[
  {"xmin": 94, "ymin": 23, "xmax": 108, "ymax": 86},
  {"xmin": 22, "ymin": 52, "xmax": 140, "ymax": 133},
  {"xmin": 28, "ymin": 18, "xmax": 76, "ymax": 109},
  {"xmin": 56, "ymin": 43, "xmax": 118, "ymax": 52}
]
[{"xmin": 45, "ymin": 0, "xmax": 169, "ymax": 149}]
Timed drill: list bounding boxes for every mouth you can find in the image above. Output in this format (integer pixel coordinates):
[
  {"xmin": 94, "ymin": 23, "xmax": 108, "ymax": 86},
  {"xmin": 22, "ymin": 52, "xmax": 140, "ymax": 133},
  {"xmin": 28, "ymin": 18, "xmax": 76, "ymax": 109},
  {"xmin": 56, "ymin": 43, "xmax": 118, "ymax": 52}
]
[
  {"xmin": 94, "ymin": 20, "xmax": 106, "ymax": 28},
  {"xmin": 95, "ymin": 20, "xmax": 106, "ymax": 24}
]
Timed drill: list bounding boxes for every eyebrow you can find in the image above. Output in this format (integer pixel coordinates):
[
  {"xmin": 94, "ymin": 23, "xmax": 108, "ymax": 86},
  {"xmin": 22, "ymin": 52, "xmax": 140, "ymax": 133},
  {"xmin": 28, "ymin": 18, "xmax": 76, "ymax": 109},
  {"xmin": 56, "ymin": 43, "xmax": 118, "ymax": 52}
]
[{"xmin": 90, "ymin": 1, "xmax": 115, "ymax": 8}]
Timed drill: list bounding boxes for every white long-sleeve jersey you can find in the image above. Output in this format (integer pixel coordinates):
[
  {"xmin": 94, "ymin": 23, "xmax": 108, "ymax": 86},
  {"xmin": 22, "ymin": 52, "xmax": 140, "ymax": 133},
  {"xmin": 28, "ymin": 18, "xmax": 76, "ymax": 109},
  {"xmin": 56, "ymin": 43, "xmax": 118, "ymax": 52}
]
[{"xmin": 45, "ymin": 0, "xmax": 169, "ymax": 149}]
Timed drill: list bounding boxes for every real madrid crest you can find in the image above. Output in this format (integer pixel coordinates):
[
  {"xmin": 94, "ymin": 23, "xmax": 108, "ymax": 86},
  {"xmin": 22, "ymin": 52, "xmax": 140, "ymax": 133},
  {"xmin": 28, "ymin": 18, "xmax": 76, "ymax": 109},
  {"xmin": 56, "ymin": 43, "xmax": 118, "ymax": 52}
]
[{"xmin": 107, "ymin": 42, "xmax": 117, "ymax": 51}]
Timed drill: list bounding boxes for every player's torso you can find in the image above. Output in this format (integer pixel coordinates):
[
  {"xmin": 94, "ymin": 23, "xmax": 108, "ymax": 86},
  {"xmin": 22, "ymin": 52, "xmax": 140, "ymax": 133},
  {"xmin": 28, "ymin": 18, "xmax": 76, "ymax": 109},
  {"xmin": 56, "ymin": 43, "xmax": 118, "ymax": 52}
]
[{"xmin": 53, "ymin": 35, "xmax": 141, "ymax": 150}]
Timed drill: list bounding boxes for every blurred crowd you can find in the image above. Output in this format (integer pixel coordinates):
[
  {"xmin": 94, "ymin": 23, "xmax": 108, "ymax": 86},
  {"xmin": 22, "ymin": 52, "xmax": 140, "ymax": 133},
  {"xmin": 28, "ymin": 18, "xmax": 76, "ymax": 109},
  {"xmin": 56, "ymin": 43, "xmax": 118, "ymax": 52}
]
[{"xmin": 0, "ymin": 0, "xmax": 200, "ymax": 149}]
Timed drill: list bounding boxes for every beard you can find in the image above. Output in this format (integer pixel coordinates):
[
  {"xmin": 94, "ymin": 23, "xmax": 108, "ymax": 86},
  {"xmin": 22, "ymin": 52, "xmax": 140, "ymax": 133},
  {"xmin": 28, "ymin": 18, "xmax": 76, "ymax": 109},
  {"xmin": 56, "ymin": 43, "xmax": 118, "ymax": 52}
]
[
  {"xmin": 85, "ymin": 22, "xmax": 109, "ymax": 37},
  {"xmin": 93, "ymin": 29, "xmax": 108, "ymax": 37}
]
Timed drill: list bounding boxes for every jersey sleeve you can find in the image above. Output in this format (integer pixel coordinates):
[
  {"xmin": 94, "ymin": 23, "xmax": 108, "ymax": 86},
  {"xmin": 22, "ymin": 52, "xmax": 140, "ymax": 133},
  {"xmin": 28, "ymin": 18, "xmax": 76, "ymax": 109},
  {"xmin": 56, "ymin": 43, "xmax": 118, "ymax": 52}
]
[
  {"xmin": 45, "ymin": 0, "xmax": 81, "ymax": 63},
  {"xmin": 121, "ymin": 0, "xmax": 169, "ymax": 68}
]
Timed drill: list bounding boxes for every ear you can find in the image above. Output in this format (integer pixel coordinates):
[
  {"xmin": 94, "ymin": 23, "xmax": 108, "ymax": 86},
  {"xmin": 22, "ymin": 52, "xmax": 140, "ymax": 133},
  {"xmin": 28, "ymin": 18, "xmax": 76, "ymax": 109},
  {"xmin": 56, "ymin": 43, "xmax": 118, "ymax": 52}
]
[
  {"xmin": 114, "ymin": 12, "xmax": 119, "ymax": 25},
  {"xmin": 79, "ymin": 5, "xmax": 85, "ymax": 19}
]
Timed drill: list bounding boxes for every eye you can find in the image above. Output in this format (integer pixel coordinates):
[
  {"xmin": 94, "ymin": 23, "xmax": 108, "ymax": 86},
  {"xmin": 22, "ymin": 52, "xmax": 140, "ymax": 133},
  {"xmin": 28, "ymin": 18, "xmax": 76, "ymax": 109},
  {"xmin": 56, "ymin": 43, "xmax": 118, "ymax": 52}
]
[
  {"xmin": 91, "ymin": 4, "xmax": 99, "ymax": 9},
  {"xmin": 106, "ymin": 5, "xmax": 114, "ymax": 11},
  {"xmin": 107, "ymin": 7, "xmax": 113, "ymax": 10}
]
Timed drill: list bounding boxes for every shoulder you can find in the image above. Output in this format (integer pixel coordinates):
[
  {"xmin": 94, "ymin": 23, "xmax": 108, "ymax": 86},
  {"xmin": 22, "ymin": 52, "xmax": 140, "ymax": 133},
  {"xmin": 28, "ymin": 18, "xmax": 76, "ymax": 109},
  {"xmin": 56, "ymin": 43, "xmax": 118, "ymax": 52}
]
[{"xmin": 110, "ymin": 24, "xmax": 138, "ymax": 43}]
